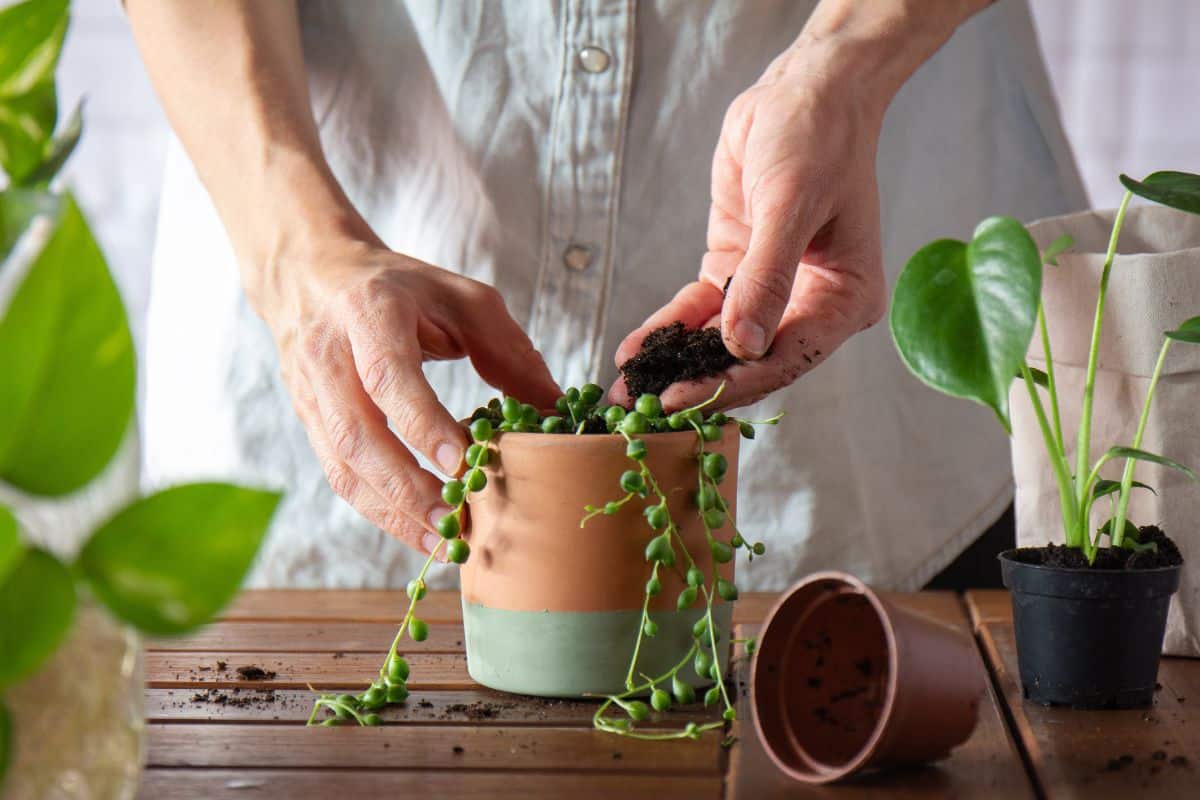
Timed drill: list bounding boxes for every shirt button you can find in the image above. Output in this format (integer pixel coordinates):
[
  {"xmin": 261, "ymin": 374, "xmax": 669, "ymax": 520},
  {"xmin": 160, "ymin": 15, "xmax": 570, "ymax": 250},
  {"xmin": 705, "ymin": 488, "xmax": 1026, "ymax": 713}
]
[
  {"xmin": 562, "ymin": 244, "xmax": 593, "ymax": 272},
  {"xmin": 578, "ymin": 46, "xmax": 611, "ymax": 74}
]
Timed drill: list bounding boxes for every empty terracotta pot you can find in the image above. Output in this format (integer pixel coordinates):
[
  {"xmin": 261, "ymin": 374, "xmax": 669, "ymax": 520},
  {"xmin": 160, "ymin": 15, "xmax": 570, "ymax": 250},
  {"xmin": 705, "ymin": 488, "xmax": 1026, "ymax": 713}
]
[
  {"xmin": 461, "ymin": 429, "xmax": 739, "ymax": 697},
  {"xmin": 752, "ymin": 572, "xmax": 985, "ymax": 783}
]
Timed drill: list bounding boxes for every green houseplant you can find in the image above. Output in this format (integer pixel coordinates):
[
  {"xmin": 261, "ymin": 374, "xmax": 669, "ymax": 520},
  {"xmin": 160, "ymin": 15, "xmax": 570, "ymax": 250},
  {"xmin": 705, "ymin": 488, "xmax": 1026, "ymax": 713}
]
[
  {"xmin": 890, "ymin": 169, "xmax": 1200, "ymax": 708},
  {"xmin": 0, "ymin": 0, "xmax": 279, "ymax": 795},
  {"xmin": 308, "ymin": 381, "xmax": 781, "ymax": 741}
]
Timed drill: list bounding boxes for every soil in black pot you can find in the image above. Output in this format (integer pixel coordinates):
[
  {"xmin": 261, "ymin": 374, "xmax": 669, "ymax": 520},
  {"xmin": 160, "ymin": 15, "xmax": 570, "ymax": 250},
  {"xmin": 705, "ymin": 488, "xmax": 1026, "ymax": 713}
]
[
  {"xmin": 619, "ymin": 322, "xmax": 739, "ymax": 398},
  {"xmin": 1012, "ymin": 525, "xmax": 1183, "ymax": 570}
]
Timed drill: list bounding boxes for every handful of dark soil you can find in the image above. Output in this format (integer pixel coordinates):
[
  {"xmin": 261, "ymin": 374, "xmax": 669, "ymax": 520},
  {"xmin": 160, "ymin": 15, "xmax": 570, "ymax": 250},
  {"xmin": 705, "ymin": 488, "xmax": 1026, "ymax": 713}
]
[
  {"xmin": 1014, "ymin": 525, "xmax": 1183, "ymax": 571},
  {"xmin": 619, "ymin": 322, "xmax": 739, "ymax": 398}
]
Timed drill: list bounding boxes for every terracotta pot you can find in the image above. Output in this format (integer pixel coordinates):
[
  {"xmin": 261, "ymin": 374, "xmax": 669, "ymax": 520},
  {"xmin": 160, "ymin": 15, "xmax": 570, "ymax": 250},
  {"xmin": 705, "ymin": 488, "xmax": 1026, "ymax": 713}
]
[
  {"xmin": 752, "ymin": 572, "xmax": 984, "ymax": 784},
  {"xmin": 461, "ymin": 429, "xmax": 738, "ymax": 697}
]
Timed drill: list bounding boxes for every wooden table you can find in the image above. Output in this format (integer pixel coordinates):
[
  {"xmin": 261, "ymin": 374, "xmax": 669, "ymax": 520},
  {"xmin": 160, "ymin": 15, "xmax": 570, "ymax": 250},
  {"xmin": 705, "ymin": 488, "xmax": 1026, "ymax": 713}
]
[{"xmin": 139, "ymin": 590, "xmax": 1198, "ymax": 798}]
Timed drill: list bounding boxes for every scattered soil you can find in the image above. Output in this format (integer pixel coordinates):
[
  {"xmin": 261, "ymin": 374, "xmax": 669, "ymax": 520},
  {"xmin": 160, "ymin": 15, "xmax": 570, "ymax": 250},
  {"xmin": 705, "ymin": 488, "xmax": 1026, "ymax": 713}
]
[
  {"xmin": 189, "ymin": 687, "xmax": 279, "ymax": 709},
  {"xmin": 235, "ymin": 665, "xmax": 277, "ymax": 681},
  {"xmin": 441, "ymin": 700, "xmax": 509, "ymax": 720},
  {"xmin": 619, "ymin": 322, "xmax": 739, "ymax": 398},
  {"xmin": 1014, "ymin": 526, "xmax": 1183, "ymax": 571}
]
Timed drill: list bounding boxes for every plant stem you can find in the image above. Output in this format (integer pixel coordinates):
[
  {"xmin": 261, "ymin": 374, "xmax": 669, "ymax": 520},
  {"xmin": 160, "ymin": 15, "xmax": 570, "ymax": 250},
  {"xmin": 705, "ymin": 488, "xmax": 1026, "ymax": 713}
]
[
  {"xmin": 380, "ymin": 541, "xmax": 445, "ymax": 679},
  {"xmin": 1075, "ymin": 190, "xmax": 1133, "ymax": 510},
  {"xmin": 1036, "ymin": 304, "xmax": 1065, "ymax": 455},
  {"xmin": 1020, "ymin": 363, "xmax": 1080, "ymax": 547},
  {"xmin": 624, "ymin": 561, "xmax": 660, "ymax": 691},
  {"xmin": 1109, "ymin": 338, "xmax": 1172, "ymax": 548}
]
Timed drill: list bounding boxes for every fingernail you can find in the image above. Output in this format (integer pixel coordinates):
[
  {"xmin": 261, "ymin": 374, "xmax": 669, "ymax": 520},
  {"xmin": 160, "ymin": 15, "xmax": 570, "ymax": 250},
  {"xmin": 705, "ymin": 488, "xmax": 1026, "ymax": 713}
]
[
  {"xmin": 733, "ymin": 319, "xmax": 767, "ymax": 357},
  {"xmin": 422, "ymin": 533, "xmax": 445, "ymax": 559},
  {"xmin": 428, "ymin": 506, "xmax": 453, "ymax": 529},
  {"xmin": 436, "ymin": 442, "xmax": 463, "ymax": 474}
]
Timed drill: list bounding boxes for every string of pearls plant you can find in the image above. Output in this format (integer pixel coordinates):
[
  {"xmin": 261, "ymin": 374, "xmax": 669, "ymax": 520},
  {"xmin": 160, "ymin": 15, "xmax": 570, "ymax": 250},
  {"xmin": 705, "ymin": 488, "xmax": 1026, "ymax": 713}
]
[{"xmin": 309, "ymin": 382, "xmax": 781, "ymax": 739}]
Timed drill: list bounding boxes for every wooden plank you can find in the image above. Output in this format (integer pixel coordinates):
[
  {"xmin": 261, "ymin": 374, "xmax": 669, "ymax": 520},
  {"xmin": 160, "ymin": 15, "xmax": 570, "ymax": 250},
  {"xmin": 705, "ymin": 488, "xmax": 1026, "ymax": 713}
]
[
  {"xmin": 145, "ymin": 723, "xmax": 725, "ymax": 774},
  {"xmin": 978, "ymin": 620, "xmax": 1200, "ymax": 798},
  {"xmin": 137, "ymin": 769, "xmax": 722, "ymax": 800},
  {"xmin": 726, "ymin": 594, "xmax": 1036, "ymax": 799},
  {"xmin": 145, "ymin": 652, "xmax": 471, "ymax": 690},
  {"xmin": 148, "ymin": 621, "xmax": 462, "ymax": 653},
  {"xmin": 223, "ymin": 590, "xmax": 463, "ymax": 622},
  {"xmin": 147, "ymin": 687, "xmax": 714, "ymax": 726},
  {"xmin": 963, "ymin": 589, "xmax": 1010, "ymax": 632}
]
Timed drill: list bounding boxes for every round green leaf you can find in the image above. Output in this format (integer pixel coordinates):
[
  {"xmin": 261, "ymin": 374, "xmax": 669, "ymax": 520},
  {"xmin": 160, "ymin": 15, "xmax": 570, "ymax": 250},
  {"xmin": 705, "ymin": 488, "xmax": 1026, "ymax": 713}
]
[
  {"xmin": 77, "ymin": 484, "xmax": 282, "ymax": 635},
  {"xmin": 1120, "ymin": 171, "xmax": 1200, "ymax": 216},
  {"xmin": 0, "ymin": 547, "xmax": 75, "ymax": 689},
  {"xmin": 890, "ymin": 216, "xmax": 1042, "ymax": 429},
  {"xmin": 0, "ymin": 195, "xmax": 134, "ymax": 495},
  {"xmin": 1165, "ymin": 315, "xmax": 1200, "ymax": 345}
]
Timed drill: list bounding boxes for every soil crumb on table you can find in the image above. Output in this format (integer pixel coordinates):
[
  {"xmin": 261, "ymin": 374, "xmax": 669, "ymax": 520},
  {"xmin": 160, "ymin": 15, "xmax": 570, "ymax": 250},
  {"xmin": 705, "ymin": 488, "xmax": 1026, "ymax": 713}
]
[
  {"xmin": 1014, "ymin": 526, "xmax": 1183, "ymax": 570},
  {"xmin": 619, "ymin": 322, "xmax": 738, "ymax": 398},
  {"xmin": 235, "ymin": 665, "xmax": 277, "ymax": 681}
]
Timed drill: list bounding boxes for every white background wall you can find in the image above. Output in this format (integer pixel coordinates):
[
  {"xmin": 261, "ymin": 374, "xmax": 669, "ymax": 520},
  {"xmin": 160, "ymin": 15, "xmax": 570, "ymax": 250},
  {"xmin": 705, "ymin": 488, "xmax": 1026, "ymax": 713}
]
[{"xmin": 53, "ymin": 0, "xmax": 1200, "ymax": 360}]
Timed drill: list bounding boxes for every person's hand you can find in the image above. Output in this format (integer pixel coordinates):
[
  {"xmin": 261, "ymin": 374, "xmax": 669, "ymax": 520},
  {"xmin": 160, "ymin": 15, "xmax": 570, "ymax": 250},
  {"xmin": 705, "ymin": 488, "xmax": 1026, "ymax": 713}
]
[
  {"xmin": 258, "ymin": 237, "xmax": 560, "ymax": 556},
  {"xmin": 610, "ymin": 45, "xmax": 889, "ymax": 411}
]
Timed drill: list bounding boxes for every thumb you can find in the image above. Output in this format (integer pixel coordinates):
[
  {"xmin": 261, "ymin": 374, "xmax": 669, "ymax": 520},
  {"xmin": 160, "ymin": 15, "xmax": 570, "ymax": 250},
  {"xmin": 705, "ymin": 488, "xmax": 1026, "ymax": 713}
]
[{"xmin": 722, "ymin": 199, "xmax": 818, "ymax": 360}]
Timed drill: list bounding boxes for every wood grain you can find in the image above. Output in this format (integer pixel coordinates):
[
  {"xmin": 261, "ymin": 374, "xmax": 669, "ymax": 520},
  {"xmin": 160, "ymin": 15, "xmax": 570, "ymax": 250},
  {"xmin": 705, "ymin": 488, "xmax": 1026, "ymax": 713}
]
[
  {"xmin": 977, "ymin": 618, "xmax": 1200, "ymax": 798},
  {"xmin": 137, "ymin": 769, "xmax": 722, "ymax": 800},
  {"xmin": 146, "ymin": 723, "xmax": 726, "ymax": 774},
  {"xmin": 145, "ymin": 651, "xmax": 471, "ymax": 690},
  {"xmin": 148, "ymin": 621, "xmax": 463, "ymax": 653},
  {"xmin": 147, "ymin": 687, "xmax": 714, "ymax": 727},
  {"xmin": 726, "ymin": 593, "xmax": 1036, "ymax": 799},
  {"xmin": 963, "ymin": 589, "xmax": 1011, "ymax": 631}
]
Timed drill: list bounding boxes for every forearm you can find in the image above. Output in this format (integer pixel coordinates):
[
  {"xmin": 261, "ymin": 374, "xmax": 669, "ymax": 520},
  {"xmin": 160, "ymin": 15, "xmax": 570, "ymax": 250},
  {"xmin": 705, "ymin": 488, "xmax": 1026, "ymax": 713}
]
[
  {"xmin": 127, "ymin": 0, "xmax": 375, "ymax": 304},
  {"xmin": 774, "ymin": 0, "xmax": 993, "ymax": 125}
]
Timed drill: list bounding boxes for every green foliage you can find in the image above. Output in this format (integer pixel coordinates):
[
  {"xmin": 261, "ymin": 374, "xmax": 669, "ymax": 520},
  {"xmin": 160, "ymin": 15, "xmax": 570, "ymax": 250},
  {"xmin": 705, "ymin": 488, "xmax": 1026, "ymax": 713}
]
[
  {"xmin": 1165, "ymin": 316, "xmax": 1200, "ymax": 345},
  {"xmin": 0, "ymin": 505, "xmax": 20, "ymax": 586},
  {"xmin": 76, "ymin": 484, "xmax": 281, "ymax": 635},
  {"xmin": 0, "ymin": 547, "xmax": 75, "ymax": 689},
  {"xmin": 1091, "ymin": 478, "xmax": 1155, "ymax": 500},
  {"xmin": 890, "ymin": 217, "xmax": 1042, "ymax": 429},
  {"xmin": 0, "ymin": 0, "xmax": 70, "ymax": 184},
  {"xmin": 0, "ymin": 195, "xmax": 135, "ymax": 495},
  {"xmin": 314, "ymin": 384, "xmax": 769, "ymax": 740},
  {"xmin": 1041, "ymin": 234, "xmax": 1074, "ymax": 266},
  {"xmin": 1098, "ymin": 446, "xmax": 1198, "ymax": 484},
  {"xmin": 1120, "ymin": 171, "xmax": 1200, "ymax": 216}
]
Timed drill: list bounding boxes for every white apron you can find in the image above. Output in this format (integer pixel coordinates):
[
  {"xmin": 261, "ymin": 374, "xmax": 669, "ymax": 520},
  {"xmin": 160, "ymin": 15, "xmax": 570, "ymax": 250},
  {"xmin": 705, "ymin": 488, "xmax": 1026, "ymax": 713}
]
[{"xmin": 144, "ymin": 0, "xmax": 1087, "ymax": 589}]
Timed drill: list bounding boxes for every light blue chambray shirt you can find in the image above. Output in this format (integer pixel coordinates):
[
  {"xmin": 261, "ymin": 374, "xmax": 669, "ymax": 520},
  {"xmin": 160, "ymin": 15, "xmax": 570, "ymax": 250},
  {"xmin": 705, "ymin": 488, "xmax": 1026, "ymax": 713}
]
[{"xmin": 144, "ymin": 0, "xmax": 1086, "ymax": 590}]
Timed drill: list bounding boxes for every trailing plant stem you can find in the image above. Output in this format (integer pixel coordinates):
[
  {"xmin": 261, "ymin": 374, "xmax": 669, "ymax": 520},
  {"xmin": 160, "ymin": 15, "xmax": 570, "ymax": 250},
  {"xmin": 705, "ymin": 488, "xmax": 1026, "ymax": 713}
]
[
  {"xmin": 1110, "ymin": 338, "xmax": 1172, "ymax": 547},
  {"xmin": 1075, "ymin": 190, "xmax": 1133, "ymax": 510}
]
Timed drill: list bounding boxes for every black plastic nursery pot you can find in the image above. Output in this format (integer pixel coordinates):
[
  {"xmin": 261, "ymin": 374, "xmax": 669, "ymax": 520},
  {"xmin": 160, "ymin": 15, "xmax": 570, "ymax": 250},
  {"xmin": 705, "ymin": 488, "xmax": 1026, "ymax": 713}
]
[{"xmin": 999, "ymin": 549, "xmax": 1181, "ymax": 709}]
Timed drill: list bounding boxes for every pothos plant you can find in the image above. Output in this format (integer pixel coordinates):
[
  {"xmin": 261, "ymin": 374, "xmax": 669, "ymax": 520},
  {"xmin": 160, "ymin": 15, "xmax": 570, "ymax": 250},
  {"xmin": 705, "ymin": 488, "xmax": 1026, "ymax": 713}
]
[
  {"xmin": 309, "ymin": 382, "xmax": 782, "ymax": 740},
  {"xmin": 0, "ymin": 0, "xmax": 280, "ymax": 787},
  {"xmin": 890, "ymin": 170, "xmax": 1200, "ymax": 563}
]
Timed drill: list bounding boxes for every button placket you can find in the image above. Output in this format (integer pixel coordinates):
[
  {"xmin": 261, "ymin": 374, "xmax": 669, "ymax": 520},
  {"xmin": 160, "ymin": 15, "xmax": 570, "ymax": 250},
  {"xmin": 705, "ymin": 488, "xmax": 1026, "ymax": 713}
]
[{"xmin": 528, "ymin": 0, "xmax": 634, "ymax": 391}]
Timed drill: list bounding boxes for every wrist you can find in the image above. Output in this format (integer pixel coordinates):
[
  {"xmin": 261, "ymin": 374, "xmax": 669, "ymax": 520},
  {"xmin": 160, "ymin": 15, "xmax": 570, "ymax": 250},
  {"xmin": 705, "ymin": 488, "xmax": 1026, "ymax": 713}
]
[
  {"xmin": 773, "ymin": 0, "xmax": 987, "ymax": 124},
  {"xmin": 231, "ymin": 150, "xmax": 382, "ymax": 316}
]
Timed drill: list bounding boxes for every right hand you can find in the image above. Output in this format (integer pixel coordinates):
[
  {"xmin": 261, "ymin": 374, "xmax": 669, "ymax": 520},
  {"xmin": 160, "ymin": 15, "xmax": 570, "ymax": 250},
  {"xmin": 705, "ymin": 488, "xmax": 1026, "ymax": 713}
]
[{"xmin": 256, "ymin": 237, "xmax": 560, "ymax": 557}]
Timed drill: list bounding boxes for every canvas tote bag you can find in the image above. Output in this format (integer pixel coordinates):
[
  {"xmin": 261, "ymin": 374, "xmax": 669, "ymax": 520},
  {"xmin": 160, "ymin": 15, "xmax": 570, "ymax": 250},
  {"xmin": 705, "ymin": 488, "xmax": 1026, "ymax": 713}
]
[{"xmin": 1013, "ymin": 205, "xmax": 1200, "ymax": 657}]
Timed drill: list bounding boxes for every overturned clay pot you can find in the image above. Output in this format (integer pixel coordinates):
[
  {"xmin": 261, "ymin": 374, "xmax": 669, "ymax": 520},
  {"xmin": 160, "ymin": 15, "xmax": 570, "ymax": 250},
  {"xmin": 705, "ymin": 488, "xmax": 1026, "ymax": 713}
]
[
  {"xmin": 752, "ymin": 572, "xmax": 985, "ymax": 784},
  {"xmin": 461, "ymin": 428, "xmax": 739, "ymax": 697}
]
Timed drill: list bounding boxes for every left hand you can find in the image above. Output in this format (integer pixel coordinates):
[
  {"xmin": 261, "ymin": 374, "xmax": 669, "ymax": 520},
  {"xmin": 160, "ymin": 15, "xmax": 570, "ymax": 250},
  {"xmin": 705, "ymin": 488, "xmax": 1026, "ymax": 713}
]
[{"xmin": 610, "ymin": 45, "xmax": 889, "ymax": 410}]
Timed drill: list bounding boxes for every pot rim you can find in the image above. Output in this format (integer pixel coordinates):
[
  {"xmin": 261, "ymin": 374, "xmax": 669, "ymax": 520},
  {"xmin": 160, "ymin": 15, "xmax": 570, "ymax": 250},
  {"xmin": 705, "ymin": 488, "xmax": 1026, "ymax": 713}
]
[
  {"xmin": 998, "ymin": 547, "xmax": 1183, "ymax": 577},
  {"xmin": 751, "ymin": 570, "xmax": 901, "ymax": 783}
]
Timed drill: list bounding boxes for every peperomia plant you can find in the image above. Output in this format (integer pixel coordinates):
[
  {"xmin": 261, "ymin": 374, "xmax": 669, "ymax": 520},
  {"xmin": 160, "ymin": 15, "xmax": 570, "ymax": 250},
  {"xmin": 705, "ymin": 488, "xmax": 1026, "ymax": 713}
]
[
  {"xmin": 890, "ymin": 170, "xmax": 1200, "ymax": 563},
  {"xmin": 0, "ymin": 0, "xmax": 280, "ymax": 787},
  {"xmin": 309, "ymin": 382, "xmax": 781, "ymax": 741}
]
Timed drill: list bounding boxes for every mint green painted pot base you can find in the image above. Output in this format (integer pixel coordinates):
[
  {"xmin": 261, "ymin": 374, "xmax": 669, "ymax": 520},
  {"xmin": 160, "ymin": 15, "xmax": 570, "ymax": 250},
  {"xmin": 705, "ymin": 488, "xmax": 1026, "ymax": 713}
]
[{"xmin": 463, "ymin": 601, "xmax": 735, "ymax": 698}]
